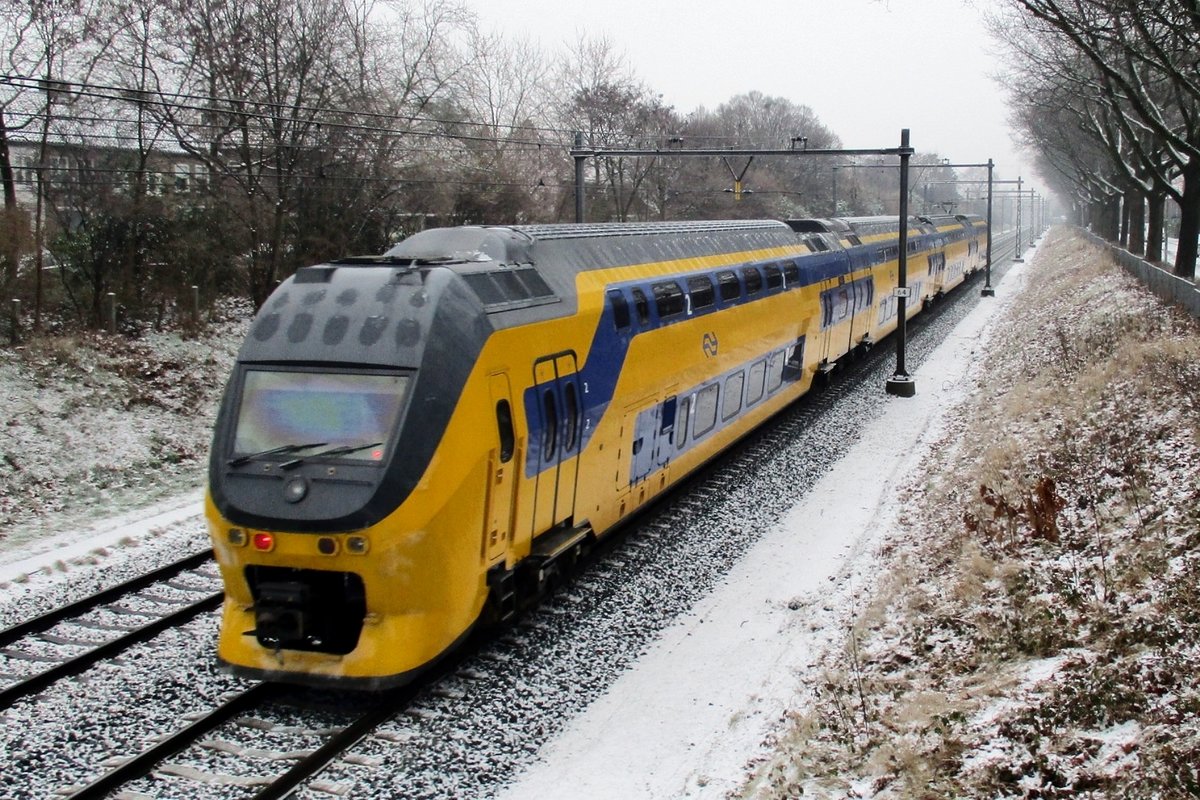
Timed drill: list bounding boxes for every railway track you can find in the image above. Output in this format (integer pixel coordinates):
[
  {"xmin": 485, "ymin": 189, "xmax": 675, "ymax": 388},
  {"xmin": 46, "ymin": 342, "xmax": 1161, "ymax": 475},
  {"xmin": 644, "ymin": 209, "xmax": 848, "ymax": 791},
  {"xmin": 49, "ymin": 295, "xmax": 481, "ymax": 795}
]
[
  {"xmin": 0, "ymin": 549, "xmax": 220, "ymax": 709},
  {"xmin": 61, "ymin": 681, "xmax": 424, "ymax": 800},
  {"xmin": 12, "ymin": 231, "xmax": 1028, "ymax": 799}
]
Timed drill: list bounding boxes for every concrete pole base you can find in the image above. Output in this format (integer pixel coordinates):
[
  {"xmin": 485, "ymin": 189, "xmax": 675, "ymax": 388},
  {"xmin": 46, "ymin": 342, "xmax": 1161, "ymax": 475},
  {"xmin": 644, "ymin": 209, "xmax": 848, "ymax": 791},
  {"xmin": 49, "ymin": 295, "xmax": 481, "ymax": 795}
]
[{"xmin": 885, "ymin": 375, "xmax": 916, "ymax": 397}]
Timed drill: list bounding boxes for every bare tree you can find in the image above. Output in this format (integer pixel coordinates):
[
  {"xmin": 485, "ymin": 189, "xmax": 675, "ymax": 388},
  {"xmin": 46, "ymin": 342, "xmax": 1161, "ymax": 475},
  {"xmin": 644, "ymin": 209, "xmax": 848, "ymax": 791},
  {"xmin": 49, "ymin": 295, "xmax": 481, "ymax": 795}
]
[
  {"xmin": 1002, "ymin": 0, "xmax": 1200, "ymax": 278},
  {"xmin": 993, "ymin": 6, "xmax": 1177, "ymax": 257},
  {"xmin": 678, "ymin": 92, "xmax": 841, "ymax": 220},
  {"xmin": 431, "ymin": 25, "xmax": 557, "ymax": 224},
  {"xmin": 0, "ymin": 0, "xmax": 117, "ymax": 326},
  {"xmin": 127, "ymin": 0, "xmax": 470, "ymax": 306},
  {"xmin": 556, "ymin": 34, "xmax": 682, "ymax": 222}
]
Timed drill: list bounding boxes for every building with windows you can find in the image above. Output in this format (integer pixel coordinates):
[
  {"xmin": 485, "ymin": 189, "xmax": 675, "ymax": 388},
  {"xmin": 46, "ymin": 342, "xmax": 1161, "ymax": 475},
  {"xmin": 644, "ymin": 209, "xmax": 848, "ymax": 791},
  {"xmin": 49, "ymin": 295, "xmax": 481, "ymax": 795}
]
[{"xmin": 7, "ymin": 138, "xmax": 210, "ymax": 212}]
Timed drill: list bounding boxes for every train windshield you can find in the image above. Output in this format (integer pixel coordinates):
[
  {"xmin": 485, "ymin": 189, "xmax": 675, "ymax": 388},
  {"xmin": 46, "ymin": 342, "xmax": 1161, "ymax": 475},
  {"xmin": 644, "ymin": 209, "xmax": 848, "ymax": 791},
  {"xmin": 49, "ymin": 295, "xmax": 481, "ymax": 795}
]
[{"xmin": 232, "ymin": 370, "xmax": 410, "ymax": 463}]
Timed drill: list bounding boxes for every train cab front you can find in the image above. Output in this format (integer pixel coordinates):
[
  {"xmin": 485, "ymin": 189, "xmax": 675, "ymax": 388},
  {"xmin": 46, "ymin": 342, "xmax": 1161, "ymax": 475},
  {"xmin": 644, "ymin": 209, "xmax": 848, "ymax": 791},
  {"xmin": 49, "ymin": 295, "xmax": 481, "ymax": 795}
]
[{"xmin": 206, "ymin": 255, "xmax": 494, "ymax": 688}]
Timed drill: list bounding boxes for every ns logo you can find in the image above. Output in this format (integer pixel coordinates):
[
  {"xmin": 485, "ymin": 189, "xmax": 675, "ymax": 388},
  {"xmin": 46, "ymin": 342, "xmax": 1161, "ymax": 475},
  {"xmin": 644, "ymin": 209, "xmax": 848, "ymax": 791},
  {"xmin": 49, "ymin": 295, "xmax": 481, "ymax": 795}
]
[{"xmin": 702, "ymin": 332, "xmax": 719, "ymax": 358}]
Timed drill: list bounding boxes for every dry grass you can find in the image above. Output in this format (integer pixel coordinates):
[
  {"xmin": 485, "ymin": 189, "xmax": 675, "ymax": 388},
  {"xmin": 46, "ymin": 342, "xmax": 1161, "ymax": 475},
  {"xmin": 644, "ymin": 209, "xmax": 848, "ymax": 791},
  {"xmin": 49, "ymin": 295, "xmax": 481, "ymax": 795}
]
[{"xmin": 742, "ymin": 229, "xmax": 1200, "ymax": 798}]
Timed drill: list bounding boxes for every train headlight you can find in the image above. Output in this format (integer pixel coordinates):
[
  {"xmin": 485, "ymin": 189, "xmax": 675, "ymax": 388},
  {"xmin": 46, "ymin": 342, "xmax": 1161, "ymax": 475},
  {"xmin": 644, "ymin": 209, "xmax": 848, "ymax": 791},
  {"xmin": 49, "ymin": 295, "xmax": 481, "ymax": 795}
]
[
  {"xmin": 252, "ymin": 532, "xmax": 276, "ymax": 552},
  {"xmin": 227, "ymin": 528, "xmax": 248, "ymax": 547},
  {"xmin": 317, "ymin": 537, "xmax": 338, "ymax": 556},
  {"xmin": 346, "ymin": 536, "xmax": 369, "ymax": 555},
  {"xmin": 283, "ymin": 477, "xmax": 308, "ymax": 504}
]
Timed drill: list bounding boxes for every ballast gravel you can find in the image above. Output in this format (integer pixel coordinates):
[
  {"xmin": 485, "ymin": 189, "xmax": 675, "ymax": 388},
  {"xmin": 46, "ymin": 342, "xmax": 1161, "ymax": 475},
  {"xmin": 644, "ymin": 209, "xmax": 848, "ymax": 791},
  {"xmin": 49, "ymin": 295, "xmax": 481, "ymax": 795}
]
[{"xmin": 0, "ymin": 263, "xmax": 1012, "ymax": 799}]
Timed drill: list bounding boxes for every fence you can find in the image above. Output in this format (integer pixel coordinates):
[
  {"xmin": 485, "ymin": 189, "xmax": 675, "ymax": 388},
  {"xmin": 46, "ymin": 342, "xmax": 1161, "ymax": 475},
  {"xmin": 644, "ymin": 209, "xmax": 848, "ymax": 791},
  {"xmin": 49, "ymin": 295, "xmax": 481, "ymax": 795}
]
[{"xmin": 1080, "ymin": 229, "xmax": 1200, "ymax": 319}]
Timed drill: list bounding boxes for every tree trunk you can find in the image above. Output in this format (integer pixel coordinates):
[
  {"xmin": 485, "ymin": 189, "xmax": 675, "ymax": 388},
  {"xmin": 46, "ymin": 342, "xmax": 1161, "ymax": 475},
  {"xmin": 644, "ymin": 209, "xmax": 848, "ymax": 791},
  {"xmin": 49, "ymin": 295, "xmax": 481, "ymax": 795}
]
[
  {"xmin": 1147, "ymin": 193, "xmax": 1165, "ymax": 262},
  {"xmin": 0, "ymin": 109, "xmax": 18, "ymax": 290},
  {"xmin": 1128, "ymin": 189, "xmax": 1145, "ymax": 255},
  {"xmin": 1108, "ymin": 195, "xmax": 1123, "ymax": 240},
  {"xmin": 1174, "ymin": 160, "xmax": 1200, "ymax": 280},
  {"xmin": 1094, "ymin": 196, "xmax": 1121, "ymax": 240}
]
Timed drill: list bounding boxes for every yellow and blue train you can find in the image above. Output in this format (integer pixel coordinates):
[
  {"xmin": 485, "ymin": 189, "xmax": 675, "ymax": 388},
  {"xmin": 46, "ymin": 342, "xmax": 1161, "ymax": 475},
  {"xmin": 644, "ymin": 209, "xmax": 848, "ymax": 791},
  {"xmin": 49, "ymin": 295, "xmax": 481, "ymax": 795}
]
[{"xmin": 206, "ymin": 213, "xmax": 986, "ymax": 687}]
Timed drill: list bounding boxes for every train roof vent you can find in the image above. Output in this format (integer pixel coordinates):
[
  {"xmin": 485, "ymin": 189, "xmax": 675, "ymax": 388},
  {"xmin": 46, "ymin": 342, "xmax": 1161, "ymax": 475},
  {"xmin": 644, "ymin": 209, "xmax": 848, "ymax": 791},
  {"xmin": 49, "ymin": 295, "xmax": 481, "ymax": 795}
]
[
  {"xmin": 461, "ymin": 265, "xmax": 559, "ymax": 312},
  {"xmin": 784, "ymin": 219, "xmax": 831, "ymax": 234}
]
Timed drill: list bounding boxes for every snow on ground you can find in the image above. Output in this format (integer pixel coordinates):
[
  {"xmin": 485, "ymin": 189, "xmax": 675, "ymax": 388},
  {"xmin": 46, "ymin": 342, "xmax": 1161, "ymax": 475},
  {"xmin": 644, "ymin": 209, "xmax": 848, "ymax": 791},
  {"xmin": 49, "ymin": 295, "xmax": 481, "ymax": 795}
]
[
  {"xmin": 499, "ymin": 249, "xmax": 1033, "ymax": 798},
  {"xmin": 0, "ymin": 305, "xmax": 245, "ymax": 625},
  {"xmin": 0, "ymin": 488, "xmax": 203, "ymax": 585},
  {"xmin": 4, "ymin": 230, "xmax": 1195, "ymax": 799},
  {"xmin": 739, "ymin": 230, "xmax": 1200, "ymax": 798}
]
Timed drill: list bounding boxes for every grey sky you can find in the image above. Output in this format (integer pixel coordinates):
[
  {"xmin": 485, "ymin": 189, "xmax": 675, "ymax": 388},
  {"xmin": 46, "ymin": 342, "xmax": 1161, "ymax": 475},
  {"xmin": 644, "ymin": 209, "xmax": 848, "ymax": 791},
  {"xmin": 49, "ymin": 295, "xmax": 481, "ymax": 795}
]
[{"xmin": 468, "ymin": 0, "xmax": 1039, "ymax": 188}]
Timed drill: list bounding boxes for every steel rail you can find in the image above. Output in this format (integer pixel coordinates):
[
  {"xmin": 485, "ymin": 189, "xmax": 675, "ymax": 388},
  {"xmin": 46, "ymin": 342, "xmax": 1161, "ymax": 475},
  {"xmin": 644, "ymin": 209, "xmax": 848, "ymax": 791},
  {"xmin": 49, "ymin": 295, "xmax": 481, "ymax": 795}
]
[
  {"xmin": 250, "ymin": 686, "xmax": 419, "ymax": 800},
  {"xmin": 63, "ymin": 682, "xmax": 281, "ymax": 800},
  {"xmin": 0, "ymin": 589, "xmax": 223, "ymax": 709},
  {"xmin": 0, "ymin": 549, "xmax": 214, "ymax": 648}
]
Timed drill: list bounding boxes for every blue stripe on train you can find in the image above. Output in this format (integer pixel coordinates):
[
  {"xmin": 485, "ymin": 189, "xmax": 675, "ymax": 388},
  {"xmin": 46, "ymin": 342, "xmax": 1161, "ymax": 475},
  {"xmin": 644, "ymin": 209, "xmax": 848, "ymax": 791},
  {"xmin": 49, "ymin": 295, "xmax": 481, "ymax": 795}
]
[{"xmin": 519, "ymin": 232, "xmax": 946, "ymax": 478}]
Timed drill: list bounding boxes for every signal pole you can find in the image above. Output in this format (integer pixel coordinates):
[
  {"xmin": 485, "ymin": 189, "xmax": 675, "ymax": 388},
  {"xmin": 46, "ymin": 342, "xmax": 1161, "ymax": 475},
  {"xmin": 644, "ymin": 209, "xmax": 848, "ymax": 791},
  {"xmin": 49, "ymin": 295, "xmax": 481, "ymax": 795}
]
[{"xmin": 885, "ymin": 129, "xmax": 915, "ymax": 397}]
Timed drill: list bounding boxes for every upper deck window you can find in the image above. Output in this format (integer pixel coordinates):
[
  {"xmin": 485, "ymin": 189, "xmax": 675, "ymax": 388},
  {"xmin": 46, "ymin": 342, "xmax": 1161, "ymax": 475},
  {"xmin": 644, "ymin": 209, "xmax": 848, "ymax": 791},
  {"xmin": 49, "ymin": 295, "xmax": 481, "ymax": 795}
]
[
  {"xmin": 688, "ymin": 276, "xmax": 715, "ymax": 311},
  {"xmin": 742, "ymin": 266, "xmax": 764, "ymax": 295},
  {"xmin": 653, "ymin": 281, "xmax": 686, "ymax": 318},
  {"xmin": 716, "ymin": 270, "xmax": 741, "ymax": 301},
  {"xmin": 764, "ymin": 264, "xmax": 783, "ymax": 290},
  {"xmin": 608, "ymin": 289, "xmax": 631, "ymax": 329},
  {"xmin": 632, "ymin": 288, "xmax": 651, "ymax": 326}
]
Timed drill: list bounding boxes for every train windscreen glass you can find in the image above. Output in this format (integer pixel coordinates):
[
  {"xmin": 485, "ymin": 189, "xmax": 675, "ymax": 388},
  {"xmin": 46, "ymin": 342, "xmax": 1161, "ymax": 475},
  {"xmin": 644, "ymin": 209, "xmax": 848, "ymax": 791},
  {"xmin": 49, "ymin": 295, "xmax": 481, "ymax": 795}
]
[{"xmin": 233, "ymin": 370, "xmax": 409, "ymax": 462}]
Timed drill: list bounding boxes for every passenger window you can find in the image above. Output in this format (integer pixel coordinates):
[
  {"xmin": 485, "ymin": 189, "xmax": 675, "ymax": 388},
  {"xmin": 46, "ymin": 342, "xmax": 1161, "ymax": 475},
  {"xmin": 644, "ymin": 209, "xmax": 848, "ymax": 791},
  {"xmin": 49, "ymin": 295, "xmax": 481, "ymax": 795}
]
[
  {"xmin": 495, "ymin": 399, "xmax": 515, "ymax": 463},
  {"xmin": 632, "ymin": 288, "xmax": 650, "ymax": 326},
  {"xmin": 608, "ymin": 289, "xmax": 630, "ymax": 330},
  {"xmin": 687, "ymin": 276, "xmax": 715, "ymax": 311},
  {"xmin": 693, "ymin": 384, "xmax": 719, "ymax": 437},
  {"xmin": 541, "ymin": 390, "xmax": 557, "ymax": 460},
  {"xmin": 716, "ymin": 270, "xmax": 740, "ymax": 301},
  {"xmin": 742, "ymin": 267, "xmax": 763, "ymax": 295},
  {"xmin": 675, "ymin": 396, "xmax": 691, "ymax": 448},
  {"xmin": 723, "ymin": 372, "xmax": 744, "ymax": 420},
  {"xmin": 653, "ymin": 282, "xmax": 685, "ymax": 318},
  {"xmin": 746, "ymin": 361, "xmax": 766, "ymax": 405},
  {"xmin": 767, "ymin": 352, "xmax": 784, "ymax": 392},
  {"xmin": 783, "ymin": 262, "xmax": 800, "ymax": 286},
  {"xmin": 563, "ymin": 383, "xmax": 579, "ymax": 450},
  {"xmin": 661, "ymin": 396, "xmax": 677, "ymax": 434},
  {"xmin": 783, "ymin": 340, "xmax": 805, "ymax": 381}
]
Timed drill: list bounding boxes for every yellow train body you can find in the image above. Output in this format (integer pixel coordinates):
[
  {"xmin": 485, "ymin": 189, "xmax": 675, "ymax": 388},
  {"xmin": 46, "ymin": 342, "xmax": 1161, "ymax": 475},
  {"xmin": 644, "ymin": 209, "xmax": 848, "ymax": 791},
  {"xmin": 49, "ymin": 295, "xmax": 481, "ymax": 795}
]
[{"xmin": 206, "ymin": 215, "xmax": 986, "ymax": 687}]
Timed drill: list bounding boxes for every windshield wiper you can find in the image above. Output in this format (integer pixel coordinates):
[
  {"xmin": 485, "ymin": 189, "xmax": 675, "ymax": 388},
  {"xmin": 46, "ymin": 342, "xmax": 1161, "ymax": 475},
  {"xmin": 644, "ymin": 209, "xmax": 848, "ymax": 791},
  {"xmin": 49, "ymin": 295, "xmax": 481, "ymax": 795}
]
[
  {"xmin": 279, "ymin": 441, "xmax": 384, "ymax": 470},
  {"xmin": 228, "ymin": 442, "xmax": 328, "ymax": 468}
]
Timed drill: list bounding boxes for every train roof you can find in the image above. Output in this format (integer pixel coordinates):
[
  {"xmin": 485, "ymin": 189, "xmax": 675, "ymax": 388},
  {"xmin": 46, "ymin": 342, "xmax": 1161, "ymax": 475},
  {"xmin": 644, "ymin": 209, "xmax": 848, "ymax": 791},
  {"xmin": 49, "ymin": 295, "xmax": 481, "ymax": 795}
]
[{"xmin": 381, "ymin": 219, "xmax": 792, "ymax": 266}]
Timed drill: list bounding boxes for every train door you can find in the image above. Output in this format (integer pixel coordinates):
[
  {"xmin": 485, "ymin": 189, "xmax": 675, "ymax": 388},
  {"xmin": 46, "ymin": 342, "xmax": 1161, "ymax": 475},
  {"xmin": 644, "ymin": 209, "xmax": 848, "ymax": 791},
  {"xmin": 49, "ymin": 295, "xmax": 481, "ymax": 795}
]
[
  {"xmin": 818, "ymin": 275, "xmax": 847, "ymax": 364},
  {"xmin": 531, "ymin": 353, "xmax": 582, "ymax": 537},
  {"xmin": 484, "ymin": 373, "xmax": 518, "ymax": 565}
]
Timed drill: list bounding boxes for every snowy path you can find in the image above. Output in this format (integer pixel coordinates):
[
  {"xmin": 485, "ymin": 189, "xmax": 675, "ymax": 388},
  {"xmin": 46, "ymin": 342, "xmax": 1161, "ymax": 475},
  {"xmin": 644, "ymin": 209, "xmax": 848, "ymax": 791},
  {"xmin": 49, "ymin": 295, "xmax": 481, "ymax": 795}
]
[
  {"xmin": 500, "ymin": 253, "xmax": 1033, "ymax": 799},
  {"xmin": 0, "ymin": 489, "xmax": 204, "ymax": 585}
]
